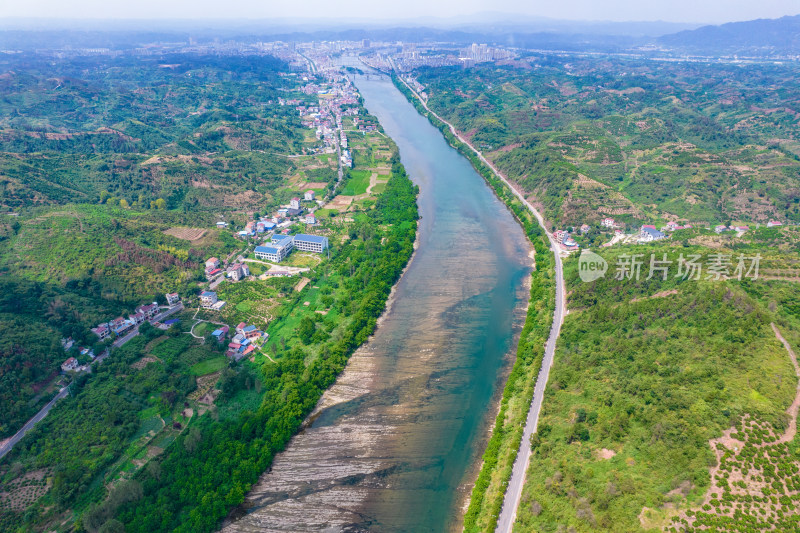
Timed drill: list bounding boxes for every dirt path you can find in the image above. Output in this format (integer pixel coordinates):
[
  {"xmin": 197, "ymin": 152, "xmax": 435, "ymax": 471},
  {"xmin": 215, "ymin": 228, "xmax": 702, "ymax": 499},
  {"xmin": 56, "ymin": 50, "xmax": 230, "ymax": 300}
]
[
  {"xmin": 771, "ymin": 323, "xmax": 800, "ymax": 444},
  {"xmin": 364, "ymin": 172, "xmax": 379, "ymax": 195}
]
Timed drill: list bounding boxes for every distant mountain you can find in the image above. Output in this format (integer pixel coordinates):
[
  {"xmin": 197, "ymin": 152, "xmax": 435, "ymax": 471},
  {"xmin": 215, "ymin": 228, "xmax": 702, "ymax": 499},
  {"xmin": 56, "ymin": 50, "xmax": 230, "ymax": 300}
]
[{"xmin": 658, "ymin": 15, "xmax": 800, "ymax": 56}]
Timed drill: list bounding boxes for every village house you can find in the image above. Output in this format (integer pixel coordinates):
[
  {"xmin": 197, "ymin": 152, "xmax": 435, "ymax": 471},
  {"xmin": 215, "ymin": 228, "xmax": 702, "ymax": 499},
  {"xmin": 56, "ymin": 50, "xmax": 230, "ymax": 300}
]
[
  {"xmin": 61, "ymin": 357, "xmax": 79, "ymax": 373},
  {"xmin": 136, "ymin": 302, "xmax": 159, "ymax": 320},
  {"xmin": 216, "ymin": 221, "xmax": 228, "ymax": 228},
  {"xmin": 639, "ymin": 225, "xmax": 666, "ymax": 242},
  {"xmin": 561, "ymin": 233, "xmax": 579, "ymax": 251},
  {"xmin": 166, "ymin": 292, "xmax": 180, "ymax": 306},
  {"xmin": 304, "ymin": 190, "xmax": 315, "ymax": 201},
  {"xmin": 601, "ymin": 217, "xmax": 617, "ymax": 228},
  {"xmin": 579, "ymin": 224, "xmax": 590, "ymax": 234},
  {"xmin": 767, "ymin": 220, "xmax": 783, "ymax": 228},
  {"xmin": 212, "ymin": 326, "xmax": 229, "ymax": 342},
  {"xmin": 290, "ymin": 197, "xmax": 301, "ymax": 210},
  {"xmin": 205, "ymin": 257, "xmax": 220, "ymax": 271},
  {"xmin": 109, "ymin": 316, "xmax": 135, "ymax": 336},
  {"xmin": 228, "ymin": 262, "xmax": 250, "ymax": 282},
  {"xmin": 91, "ymin": 324, "xmax": 110, "ymax": 340},
  {"xmin": 242, "ymin": 325, "xmax": 263, "ymax": 340},
  {"xmin": 200, "ymin": 291, "xmax": 218, "ymax": 308}
]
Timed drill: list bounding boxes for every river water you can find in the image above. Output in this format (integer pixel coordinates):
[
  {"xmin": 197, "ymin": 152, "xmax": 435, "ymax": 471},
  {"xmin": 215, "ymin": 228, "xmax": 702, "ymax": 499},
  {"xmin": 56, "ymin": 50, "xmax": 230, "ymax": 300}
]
[{"xmin": 223, "ymin": 75, "xmax": 532, "ymax": 532}]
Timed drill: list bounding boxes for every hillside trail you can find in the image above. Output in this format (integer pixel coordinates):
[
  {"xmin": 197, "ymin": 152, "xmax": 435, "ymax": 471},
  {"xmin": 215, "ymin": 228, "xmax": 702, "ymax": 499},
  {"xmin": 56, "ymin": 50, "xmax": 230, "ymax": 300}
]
[{"xmin": 770, "ymin": 323, "xmax": 800, "ymax": 444}]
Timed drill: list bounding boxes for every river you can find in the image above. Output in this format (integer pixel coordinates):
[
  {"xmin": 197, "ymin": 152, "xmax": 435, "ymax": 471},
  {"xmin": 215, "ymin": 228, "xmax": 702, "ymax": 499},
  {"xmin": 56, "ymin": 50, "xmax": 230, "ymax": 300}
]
[{"xmin": 223, "ymin": 74, "xmax": 533, "ymax": 532}]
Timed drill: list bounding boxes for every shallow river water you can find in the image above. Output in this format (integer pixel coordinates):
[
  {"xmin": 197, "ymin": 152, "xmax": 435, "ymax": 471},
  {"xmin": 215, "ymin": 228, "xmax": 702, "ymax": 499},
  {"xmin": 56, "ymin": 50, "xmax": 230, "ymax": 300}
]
[{"xmin": 223, "ymin": 74, "xmax": 533, "ymax": 533}]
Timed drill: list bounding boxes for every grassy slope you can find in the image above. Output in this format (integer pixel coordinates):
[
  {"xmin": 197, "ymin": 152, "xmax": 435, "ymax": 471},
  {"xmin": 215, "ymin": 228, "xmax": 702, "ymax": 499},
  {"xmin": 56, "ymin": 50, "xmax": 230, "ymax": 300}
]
[{"xmin": 514, "ymin": 245, "xmax": 800, "ymax": 532}]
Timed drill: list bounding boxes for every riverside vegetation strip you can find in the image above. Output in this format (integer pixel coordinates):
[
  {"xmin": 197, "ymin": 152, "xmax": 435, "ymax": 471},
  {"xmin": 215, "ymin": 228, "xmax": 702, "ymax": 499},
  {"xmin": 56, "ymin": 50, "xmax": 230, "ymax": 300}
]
[
  {"xmin": 0, "ymin": 51, "xmax": 419, "ymax": 533},
  {"xmin": 0, "ymin": 159, "xmax": 418, "ymax": 533},
  {"xmin": 393, "ymin": 75, "xmax": 559, "ymax": 532}
]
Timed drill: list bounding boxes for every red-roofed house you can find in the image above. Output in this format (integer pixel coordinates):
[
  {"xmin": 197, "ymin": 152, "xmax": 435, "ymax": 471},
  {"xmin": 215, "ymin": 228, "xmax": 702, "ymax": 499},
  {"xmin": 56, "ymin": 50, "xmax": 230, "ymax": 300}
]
[
  {"xmin": 136, "ymin": 302, "xmax": 159, "ymax": 320},
  {"xmin": 61, "ymin": 357, "xmax": 79, "ymax": 372},
  {"xmin": 91, "ymin": 324, "xmax": 109, "ymax": 340}
]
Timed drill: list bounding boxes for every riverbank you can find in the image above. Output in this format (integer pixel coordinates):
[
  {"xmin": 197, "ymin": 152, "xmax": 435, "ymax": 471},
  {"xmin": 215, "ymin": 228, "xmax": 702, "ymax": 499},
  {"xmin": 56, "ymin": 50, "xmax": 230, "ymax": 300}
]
[
  {"xmin": 392, "ymin": 74, "xmax": 563, "ymax": 532},
  {"xmin": 219, "ymin": 72, "xmax": 535, "ymax": 533}
]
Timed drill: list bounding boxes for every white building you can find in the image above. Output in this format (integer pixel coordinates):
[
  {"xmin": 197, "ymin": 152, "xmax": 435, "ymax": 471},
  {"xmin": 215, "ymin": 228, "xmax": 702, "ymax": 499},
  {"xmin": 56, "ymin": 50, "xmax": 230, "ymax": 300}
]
[
  {"xmin": 200, "ymin": 291, "xmax": 218, "ymax": 308},
  {"xmin": 294, "ymin": 234, "xmax": 329, "ymax": 253},
  {"xmin": 304, "ymin": 190, "xmax": 315, "ymax": 201},
  {"xmin": 290, "ymin": 197, "xmax": 301, "ymax": 210},
  {"xmin": 166, "ymin": 292, "xmax": 180, "ymax": 306},
  {"xmin": 254, "ymin": 235, "xmax": 294, "ymax": 263},
  {"xmin": 639, "ymin": 226, "xmax": 666, "ymax": 242}
]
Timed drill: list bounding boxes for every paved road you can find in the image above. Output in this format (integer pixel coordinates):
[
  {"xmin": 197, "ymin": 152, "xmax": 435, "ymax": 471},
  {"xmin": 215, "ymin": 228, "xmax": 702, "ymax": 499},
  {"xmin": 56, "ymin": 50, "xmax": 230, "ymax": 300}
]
[
  {"xmin": 112, "ymin": 303, "xmax": 185, "ymax": 349},
  {"xmin": 398, "ymin": 78, "xmax": 567, "ymax": 533},
  {"xmin": 0, "ymin": 386, "xmax": 69, "ymax": 461}
]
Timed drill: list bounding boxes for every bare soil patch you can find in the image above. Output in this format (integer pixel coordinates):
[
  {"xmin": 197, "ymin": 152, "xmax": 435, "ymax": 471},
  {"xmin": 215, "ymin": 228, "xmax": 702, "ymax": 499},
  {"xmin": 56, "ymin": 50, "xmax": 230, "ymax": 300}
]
[
  {"xmin": 651, "ymin": 324, "xmax": 800, "ymax": 531},
  {"xmin": 0, "ymin": 468, "xmax": 52, "ymax": 512},
  {"xmin": 163, "ymin": 227, "xmax": 207, "ymax": 242}
]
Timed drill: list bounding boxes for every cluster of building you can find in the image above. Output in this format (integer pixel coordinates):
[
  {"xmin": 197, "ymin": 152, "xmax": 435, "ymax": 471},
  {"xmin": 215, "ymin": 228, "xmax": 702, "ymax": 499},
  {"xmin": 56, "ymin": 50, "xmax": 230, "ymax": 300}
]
[
  {"xmin": 90, "ymin": 294, "xmax": 179, "ymax": 340},
  {"xmin": 290, "ymin": 75, "xmax": 360, "ymax": 160},
  {"xmin": 714, "ymin": 220, "xmax": 782, "ymax": 234},
  {"xmin": 224, "ymin": 322, "xmax": 268, "ymax": 361},
  {"xmin": 254, "ymin": 233, "xmax": 330, "ymax": 263},
  {"xmin": 233, "ymin": 192, "xmax": 320, "ymax": 243},
  {"xmin": 205, "ymin": 257, "xmax": 223, "ymax": 280},
  {"xmin": 206, "ymin": 256, "xmax": 251, "ymax": 283},
  {"xmin": 459, "ymin": 43, "xmax": 515, "ymax": 64}
]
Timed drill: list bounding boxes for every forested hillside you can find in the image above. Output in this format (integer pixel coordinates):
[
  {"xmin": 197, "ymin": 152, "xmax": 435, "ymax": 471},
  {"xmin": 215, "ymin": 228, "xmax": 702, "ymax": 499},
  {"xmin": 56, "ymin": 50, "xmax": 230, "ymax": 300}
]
[
  {"xmin": 414, "ymin": 58, "xmax": 800, "ymax": 228},
  {"xmin": 0, "ymin": 53, "xmax": 320, "ymax": 442},
  {"xmin": 515, "ymin": 245, "xmax": 800, "ymax": 531},
  {"xmin": 0, "ymin": 54, "xmax": 302, "ymax": 210}
]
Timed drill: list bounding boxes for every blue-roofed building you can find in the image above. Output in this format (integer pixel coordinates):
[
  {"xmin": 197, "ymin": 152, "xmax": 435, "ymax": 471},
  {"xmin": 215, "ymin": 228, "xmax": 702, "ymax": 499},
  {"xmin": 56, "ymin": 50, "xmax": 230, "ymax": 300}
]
[
  {"xmin": 640, "ymin": 226, "xmax": 666, "ymax": 242},
  {"xmin": 270, "ymin": 234, "xmax": 294, "ymax": 245},
  {"xmin": 293, "ymin": 233, "xmax": 329, "ymax": 253},
  {"xmin": 200, "ymin": 291, "xmax": 218, "ymax": 307},
  {"xmin": 255, "ymin": 236, "xmax": 293, "ymax": 262}
]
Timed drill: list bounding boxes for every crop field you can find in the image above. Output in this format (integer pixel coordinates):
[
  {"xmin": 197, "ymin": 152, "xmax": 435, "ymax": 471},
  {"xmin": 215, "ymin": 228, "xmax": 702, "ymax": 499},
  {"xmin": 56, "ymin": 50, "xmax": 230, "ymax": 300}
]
[
  {"xmin": 190, "ymin": 357, "xmax": 228, "ymax": 376},
  {"xmin": 163, "ymin": 227, "xmax": 208, "ymax": 241},
  {"xmin": 341, "ymin": 169, "xmax": 372, "ymax": 196}
]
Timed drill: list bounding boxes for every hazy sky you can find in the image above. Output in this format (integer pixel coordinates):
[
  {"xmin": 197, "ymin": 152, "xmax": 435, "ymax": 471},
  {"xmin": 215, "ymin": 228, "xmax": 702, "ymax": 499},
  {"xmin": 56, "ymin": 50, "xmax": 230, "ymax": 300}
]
[{"xmin": 1, "ymin": 0, "xmax": 798, "ymax": 24}]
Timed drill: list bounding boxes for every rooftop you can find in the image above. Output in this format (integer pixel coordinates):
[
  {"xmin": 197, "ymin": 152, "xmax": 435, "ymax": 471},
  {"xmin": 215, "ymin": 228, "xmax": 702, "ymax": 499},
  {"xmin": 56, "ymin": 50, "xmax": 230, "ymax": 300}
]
[
  {"xmin": 255, "ymin": 245, "xmax": 279, "ymax": 255},
  {"xmin": 294, "ymin": 233, "xmax": 328, "ymax": 245}
]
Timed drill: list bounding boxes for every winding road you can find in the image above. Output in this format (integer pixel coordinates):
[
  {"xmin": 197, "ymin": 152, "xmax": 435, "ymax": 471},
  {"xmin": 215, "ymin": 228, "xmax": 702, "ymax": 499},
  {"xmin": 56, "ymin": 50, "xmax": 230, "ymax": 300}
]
[
  {"xmin": 397, "ymin": 76, "xmax": 567, "ymax": 533},
  {"xmin": 0, "ymin": 387, "xmax": 69, "ymax": 461}
]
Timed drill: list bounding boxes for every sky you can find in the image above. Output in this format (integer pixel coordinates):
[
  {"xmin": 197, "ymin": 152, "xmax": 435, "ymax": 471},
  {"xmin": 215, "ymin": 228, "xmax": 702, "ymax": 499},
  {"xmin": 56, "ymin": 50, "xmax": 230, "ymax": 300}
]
[{"xmin": 0, "ymin": 0, "xmax": 798, "ymax": 24}]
